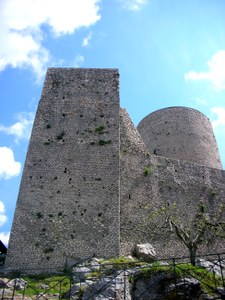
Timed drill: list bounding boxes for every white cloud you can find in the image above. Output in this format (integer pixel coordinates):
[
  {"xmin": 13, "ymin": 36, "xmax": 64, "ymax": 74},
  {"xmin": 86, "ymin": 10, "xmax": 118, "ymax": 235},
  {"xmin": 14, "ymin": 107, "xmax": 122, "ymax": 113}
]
[
  {"xmin": 0, "ymin": 147, "xmax": 21, "ymax": 180},
  {"xmin": 210, "ymin": 107, "xmax": 225, "ymax": 129},
  {"xmin": 0, "ymin": 0, "xmax": 101, "ymax": 79},
  {"xmin": 117, "ymin": 0, "xmax": 148, "ymax": 11},
  {"xmin": 82, "ymin": 32, "xmax": 93, "ymax": 47},
  {"xmin": 0, "ymin": 216, "xmax": 7, "ymax": 227},
  {"xmin": 0, "ymin": 112, "xmax": 34, "ymax": 142},
  {"xmin": 0, "ymin": 201, "xmax": 7, "ymax": 227},
  {"xmin": 74, "ymin": 55, "xmax": 85, "ymax": 67},
  {"xmin": 0, "ymin": 202, "xmax": 5, "ymax": 214},
  {"xmin": 0, "ymin": 232, "xmax": 10, "ymax": 247},
  {"xmin": 185, "ymin": 50, "xmax": 225, "ymax": 91}
]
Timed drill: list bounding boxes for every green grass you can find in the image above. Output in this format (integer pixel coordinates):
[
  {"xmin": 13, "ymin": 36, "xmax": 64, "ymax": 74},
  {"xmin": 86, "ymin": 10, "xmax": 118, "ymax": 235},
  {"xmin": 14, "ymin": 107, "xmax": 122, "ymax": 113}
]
[{"xmin": 16, "ymin": 274, "xmax": 70, "ymax": 297}]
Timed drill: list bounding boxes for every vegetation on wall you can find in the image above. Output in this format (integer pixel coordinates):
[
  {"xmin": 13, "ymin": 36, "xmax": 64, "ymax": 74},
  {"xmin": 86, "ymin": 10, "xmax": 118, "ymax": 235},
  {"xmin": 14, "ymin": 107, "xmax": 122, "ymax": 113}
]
[
  {"xmin": 95, "ymin": 125, "xmax": 105, "ymax": 134},
  {"xmin": 57, "ymin": 131, "xmax": 65, "ymax": 140},
  {"xmin": 98, "ymin": 140, "xmax": 111, "ymax": 145},
  {"xmin": 144, "ymin": 166, "xmax": 151, "ymax": 176}
]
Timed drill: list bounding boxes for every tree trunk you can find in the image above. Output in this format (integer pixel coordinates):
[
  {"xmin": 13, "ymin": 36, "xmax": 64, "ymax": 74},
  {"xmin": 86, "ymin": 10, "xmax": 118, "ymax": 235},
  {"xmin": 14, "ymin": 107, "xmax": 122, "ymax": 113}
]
[{"xmin": 189, "ymin": 245, "xmax": 197, "ymax": 266}]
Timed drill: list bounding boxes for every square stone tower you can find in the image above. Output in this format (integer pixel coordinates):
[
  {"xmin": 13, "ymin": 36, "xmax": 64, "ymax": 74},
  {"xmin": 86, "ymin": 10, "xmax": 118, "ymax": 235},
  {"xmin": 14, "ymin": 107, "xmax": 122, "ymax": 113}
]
[{"xmin": 5, "ymin": 68, "xmax": 120, "ymax": 272}]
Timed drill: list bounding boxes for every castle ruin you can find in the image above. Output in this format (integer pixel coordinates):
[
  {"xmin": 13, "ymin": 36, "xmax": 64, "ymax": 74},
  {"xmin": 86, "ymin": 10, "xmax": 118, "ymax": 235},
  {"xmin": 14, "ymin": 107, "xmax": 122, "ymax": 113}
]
[{"xmin": 5, "ymin": 68, "xmax": 225, "ymax": 272}]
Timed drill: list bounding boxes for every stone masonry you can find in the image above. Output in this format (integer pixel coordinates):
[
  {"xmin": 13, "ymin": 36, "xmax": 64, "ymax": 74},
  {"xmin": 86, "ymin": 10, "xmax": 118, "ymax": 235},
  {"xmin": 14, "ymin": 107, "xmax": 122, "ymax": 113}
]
[
  {"xmin": 5, "ymin": 68, "xmax": 120, "ymax": 271},
  {"xmin": 5, "ymin": 68, "xmax": 225, "ymax": 273},
  {"xmin": 137, "ymin": 107, "xmax": 222, "ymax": 169},
  {"xmin": 120, "ymin": 108, "xmax": 225, "ymax": 257}
]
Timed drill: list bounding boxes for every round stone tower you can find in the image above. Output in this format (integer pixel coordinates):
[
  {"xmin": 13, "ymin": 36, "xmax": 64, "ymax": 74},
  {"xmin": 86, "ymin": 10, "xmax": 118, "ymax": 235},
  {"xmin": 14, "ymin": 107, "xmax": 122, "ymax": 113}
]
[{"xmin": 137, "ymin": 106, "xmax": 222, "ymax": 169}]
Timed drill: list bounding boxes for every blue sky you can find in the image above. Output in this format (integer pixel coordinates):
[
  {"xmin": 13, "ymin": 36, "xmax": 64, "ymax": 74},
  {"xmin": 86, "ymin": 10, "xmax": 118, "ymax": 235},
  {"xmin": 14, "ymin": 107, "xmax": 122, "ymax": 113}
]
[{"xmin": 0, "ymin": 0, "xmax": 225, "ymax": 246}]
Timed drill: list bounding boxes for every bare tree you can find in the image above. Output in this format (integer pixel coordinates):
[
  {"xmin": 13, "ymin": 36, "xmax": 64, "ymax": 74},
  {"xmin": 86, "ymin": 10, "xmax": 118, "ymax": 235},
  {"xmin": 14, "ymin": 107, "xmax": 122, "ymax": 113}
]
[{"xmin": 152, "ymin": 200, "xmax": 225, "ymax": 265}]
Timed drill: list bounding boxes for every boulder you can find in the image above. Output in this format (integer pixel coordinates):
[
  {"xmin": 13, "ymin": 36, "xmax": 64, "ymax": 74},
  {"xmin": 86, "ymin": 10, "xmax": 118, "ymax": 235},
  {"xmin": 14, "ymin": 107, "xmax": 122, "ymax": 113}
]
[
  {"xmin": 7, "ymin": 278, "xmax": 27, "ymax": 290},
  {"xmin": 133, "ymin": 243, "xmax": 156, "ymax": 262},
  {"xmin": 133, "ymin": 274, "xmax": 214, "ymax": 300}
]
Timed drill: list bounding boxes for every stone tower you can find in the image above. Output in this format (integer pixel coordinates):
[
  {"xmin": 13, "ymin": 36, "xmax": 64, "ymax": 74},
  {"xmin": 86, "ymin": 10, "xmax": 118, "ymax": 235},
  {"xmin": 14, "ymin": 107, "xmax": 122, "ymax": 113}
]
[
  {"xmin": 5, "ymin": 68, "xmax": 225, "ymax": 273},
  {"xmin": 5, "ymin": 68, "xmax": 120, "ymax": 271},
  {"xmin": 137, "ymin": 107, "xmax": 222, "ymax": 169}
]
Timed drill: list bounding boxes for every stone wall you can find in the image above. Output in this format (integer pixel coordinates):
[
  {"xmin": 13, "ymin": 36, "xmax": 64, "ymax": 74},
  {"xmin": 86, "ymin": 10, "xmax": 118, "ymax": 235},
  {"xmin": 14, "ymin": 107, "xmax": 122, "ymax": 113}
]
[
  {"xmin": 120, "ymin": 109, "xmax": 225, "ymax": 258},
  {"xmin": 5, "ymin": 68, "xmax": 120, "ymax": 271},
  {"xmin": 137, "ymin": 107, "xmax": 222, "ymax": 169}
]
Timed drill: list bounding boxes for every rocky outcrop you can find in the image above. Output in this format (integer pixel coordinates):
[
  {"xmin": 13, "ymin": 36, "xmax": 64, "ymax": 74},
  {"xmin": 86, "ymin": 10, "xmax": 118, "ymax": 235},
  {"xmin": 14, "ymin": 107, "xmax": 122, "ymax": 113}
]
[
  {"xmin": 63, "ymin": 257, "xmax": 225, "ymax": 299},
  {"xmin": 133, "ymin": 275, "xmax": 211, "ymax": 300},
  {"xmin": 1, "ymin": 255, "xmax": 225, "ymax": 299}
]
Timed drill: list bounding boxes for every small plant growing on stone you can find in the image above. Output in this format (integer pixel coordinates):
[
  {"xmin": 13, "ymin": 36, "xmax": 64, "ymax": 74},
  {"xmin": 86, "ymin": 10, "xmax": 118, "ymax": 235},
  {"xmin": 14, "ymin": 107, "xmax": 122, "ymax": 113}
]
[
  {"xmin": 46, "ymin": 124, "xmax": 51, "ymax": 129},
  {"xmin": 98, "ymin": 140, "xmax": 111, "ymax": 145},
  {"xmin": 43, "ymin": 246, "xmax": 54, "ymax": 254},
  {"xmin": 95, "ymin": 126, "xmax": 105, "ymax": 134},
  {"xmin": 36, "ymin": 212, "xmax": 43, "ymax": 219},
  {"xmin": 144, "ymin": 166, "xmax": 151, "ymax": 176},
  {"xmin": 52, "ymin": 79, "xmax": 60, "ymax": 87},
  {"xmin": 44, "ymin": 139, "xmax": 52, "ymax": 145},
  {"xmin": 57, "ymin": 131, "xmax": 65, "ymax": 140}
]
